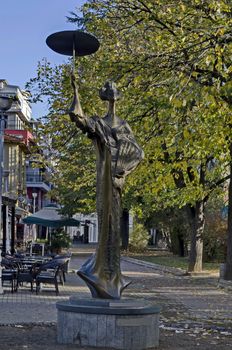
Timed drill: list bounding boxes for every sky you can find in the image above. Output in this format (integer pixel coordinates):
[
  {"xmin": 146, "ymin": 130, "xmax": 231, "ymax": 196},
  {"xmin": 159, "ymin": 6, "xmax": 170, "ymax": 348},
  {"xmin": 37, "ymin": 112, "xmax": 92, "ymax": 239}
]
[{"xmin": 0, "ymin": 0, "xmax": 85, "ymax": 118}]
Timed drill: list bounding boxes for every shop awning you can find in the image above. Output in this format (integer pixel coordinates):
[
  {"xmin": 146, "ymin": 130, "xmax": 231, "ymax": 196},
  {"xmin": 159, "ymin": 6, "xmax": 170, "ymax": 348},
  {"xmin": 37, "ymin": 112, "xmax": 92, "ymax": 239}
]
[{"xmin": 23, "ymin": 205, "xmax": 80, "ymax": 228}]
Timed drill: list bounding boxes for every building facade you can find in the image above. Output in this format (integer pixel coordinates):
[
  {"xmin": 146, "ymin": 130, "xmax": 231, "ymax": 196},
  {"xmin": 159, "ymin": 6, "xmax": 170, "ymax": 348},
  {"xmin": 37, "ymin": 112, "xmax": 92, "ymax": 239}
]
[
  {"xmin": 68, "ymin": 213, "xmax": 98, "ymax": 244},
  {"xmin": 0, "ymin": 79, "xmax": 34, "ymax": 253}
]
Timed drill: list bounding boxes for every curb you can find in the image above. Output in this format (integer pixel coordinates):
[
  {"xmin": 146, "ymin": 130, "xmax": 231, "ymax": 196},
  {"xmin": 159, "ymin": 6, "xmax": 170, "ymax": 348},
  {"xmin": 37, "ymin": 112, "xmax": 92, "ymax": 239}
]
[
  {"xmin": 218, "ymin": 278, "xmax": 232, "ymax": 291},
  {"xmin": 122, "ymin": 256, "xmax": 186, "ymax": 276}
]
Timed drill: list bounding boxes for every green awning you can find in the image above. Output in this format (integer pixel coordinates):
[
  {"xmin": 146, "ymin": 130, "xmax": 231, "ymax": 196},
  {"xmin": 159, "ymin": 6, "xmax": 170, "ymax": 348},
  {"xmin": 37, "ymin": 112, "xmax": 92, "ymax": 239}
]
[{"xmin": 23, "ymin": 205, "xmax": 80, "ymax": 228}]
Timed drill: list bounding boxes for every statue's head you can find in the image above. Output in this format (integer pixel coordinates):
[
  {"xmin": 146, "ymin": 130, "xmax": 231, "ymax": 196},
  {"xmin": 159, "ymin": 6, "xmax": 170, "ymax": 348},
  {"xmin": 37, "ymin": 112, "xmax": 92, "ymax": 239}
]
[{"xmin": 99, "ymin": 81, "xmax": 121, "ymax": 101}]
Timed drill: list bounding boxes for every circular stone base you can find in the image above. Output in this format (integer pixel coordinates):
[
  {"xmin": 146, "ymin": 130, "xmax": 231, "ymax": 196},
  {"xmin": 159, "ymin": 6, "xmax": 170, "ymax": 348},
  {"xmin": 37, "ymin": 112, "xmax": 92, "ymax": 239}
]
[{"xmin": 56, "ymin": 298, "xmax": 161, "ymax": 349}]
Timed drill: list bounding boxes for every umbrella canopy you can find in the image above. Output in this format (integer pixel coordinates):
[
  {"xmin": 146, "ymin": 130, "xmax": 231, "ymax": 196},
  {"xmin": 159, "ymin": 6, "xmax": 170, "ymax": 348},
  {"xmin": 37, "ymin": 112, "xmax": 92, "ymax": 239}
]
[{"xmin": 23, "ymin": 205, "xmax": 80, "ymax": 228}]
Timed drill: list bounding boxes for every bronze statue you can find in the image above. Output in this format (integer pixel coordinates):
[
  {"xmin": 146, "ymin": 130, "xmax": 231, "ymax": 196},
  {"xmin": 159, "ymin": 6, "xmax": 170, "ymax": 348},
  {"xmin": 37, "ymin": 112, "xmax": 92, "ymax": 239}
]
[{"xmin": 69, "ymin": 75, "xmax": 144, "ymax": 299}]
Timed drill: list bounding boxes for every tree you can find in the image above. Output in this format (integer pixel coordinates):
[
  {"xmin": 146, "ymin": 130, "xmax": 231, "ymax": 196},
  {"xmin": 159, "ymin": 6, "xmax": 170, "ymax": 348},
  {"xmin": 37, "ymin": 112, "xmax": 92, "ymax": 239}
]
[
  {"xmin": 27, "ymin": 0, "xmax": 232, "ymax": 274},
  {"xmin": 69, "ymin": 0, "xmax": 231, "ymax": 274},
  {"xmin": 27, "ymin": 60, "xmax": 98, "ymax": 215}
]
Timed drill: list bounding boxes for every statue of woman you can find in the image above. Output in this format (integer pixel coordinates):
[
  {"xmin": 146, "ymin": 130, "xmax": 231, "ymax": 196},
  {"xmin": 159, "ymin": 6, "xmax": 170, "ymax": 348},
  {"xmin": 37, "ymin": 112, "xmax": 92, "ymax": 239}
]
[{"xmin": 69, "ymin": 75, "xmax": 144, "ymax": 299}]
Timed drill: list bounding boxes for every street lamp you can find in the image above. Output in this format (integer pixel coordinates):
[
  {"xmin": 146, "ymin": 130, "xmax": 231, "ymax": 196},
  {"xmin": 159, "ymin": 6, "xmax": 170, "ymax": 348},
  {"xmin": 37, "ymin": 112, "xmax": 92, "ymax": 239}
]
[
  {"xmin": 31, "ymin": 192, "xmax": 38, "ymax": 244},
  {"xmin": 0, "ymin": 95, "xmax": 14, "ymax": 294},
  {"xmin": 32, "ymin": 192, "xmax": 38, "ymax": 213}
]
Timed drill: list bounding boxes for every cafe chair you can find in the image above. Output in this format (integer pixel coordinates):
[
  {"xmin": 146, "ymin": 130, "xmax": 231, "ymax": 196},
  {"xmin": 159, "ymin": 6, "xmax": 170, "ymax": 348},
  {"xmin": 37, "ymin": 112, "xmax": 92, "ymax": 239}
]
[{"xmin": 35, "ymin": 264, "xmax": 63, "ymax": 295}]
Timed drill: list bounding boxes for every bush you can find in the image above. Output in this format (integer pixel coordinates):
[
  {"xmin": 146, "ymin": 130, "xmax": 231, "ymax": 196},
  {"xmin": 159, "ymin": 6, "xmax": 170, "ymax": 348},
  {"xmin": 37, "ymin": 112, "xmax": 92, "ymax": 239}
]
[
  {"xmin": 203, "ymin": 197, "xmax": 227, "ymax": 262},
  {"xmin": 129, "ymin": 223, "xmax": 150, "ymax": 253},
  {"xmin": 50, "ymin": 229, "xmax": 72, "ymax": 254},
  {"xmin": 203, "ymin": 213, "xmax": 227, "ymax": 262}
]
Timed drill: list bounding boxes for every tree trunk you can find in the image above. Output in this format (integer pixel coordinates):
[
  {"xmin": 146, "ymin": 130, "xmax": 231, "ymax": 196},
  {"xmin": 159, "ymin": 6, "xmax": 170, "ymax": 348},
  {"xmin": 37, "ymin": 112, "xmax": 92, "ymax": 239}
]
[
  {"xmin": 186, "ymin": 201, "xmax": 205, "ymax": 272},
  {"xmin": 120, "ymin": 208, "xmax": 129, "ymax": 251},
  {"xmin": 177, "ymin": 232, "xmax": 185, "ymax": 257},
  {"xmin": 224, "ymin": 143, "xmax": 232, "ymax": 280}
]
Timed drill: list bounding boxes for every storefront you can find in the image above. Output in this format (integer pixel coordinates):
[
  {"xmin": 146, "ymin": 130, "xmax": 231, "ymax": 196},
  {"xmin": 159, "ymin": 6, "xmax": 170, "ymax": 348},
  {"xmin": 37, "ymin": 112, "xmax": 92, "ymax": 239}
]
[{"xmin": 1, "ymin": 195, "xmax": 16, "ymax": 255}]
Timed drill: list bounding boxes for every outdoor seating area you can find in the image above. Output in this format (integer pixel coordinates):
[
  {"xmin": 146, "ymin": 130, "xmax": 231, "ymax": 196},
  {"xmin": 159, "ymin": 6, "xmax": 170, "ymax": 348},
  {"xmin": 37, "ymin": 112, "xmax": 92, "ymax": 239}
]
[{"xmin": 1, "ymin": 253, "xmax": 71, "ymax": 295}]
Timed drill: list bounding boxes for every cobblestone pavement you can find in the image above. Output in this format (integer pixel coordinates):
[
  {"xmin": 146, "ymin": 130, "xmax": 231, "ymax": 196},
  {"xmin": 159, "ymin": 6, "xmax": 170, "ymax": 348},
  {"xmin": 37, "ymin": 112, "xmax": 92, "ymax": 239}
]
[
  {"xmin": 0, "ymin": 255, "xmax": 90, "ymax": 324},
  {"xmin": 124, "ymin": 259, "xmax": 232, "ymax": 329},
  {"xmin": 0, "ymin": 251, "xmax": 232, "ymax": 348},
  {"xmin": 0, "ymin": 324, "xmax": 231, "ymax": 350}
]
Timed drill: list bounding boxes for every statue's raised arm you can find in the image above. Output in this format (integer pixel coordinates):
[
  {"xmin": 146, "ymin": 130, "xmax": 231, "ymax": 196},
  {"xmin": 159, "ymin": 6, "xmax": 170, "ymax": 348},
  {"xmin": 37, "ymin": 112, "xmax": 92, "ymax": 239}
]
[{"xmin": 69, "ymin": 74, "xmax": 95, "ymax": 136}]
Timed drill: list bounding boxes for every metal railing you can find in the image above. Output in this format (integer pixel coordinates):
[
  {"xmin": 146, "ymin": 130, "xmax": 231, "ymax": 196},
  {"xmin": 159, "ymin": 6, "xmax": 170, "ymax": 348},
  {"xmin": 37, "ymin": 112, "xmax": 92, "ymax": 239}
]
[{"xmin": 26, "ymin": 173, "xmax": 49, "ymax": 185}]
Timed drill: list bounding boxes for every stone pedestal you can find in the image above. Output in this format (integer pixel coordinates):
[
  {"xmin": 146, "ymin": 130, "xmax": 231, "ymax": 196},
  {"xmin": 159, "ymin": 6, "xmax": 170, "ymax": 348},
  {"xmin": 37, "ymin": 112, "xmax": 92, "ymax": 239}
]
[{"xmin": 57, "ymin": 298, "xmax": 160, "ymax": 349}]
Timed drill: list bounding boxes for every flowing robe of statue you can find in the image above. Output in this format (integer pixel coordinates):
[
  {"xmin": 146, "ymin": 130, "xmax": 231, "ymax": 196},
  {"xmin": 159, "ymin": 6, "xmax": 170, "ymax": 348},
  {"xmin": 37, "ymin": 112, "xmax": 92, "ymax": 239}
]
[{"xmin": 69, "ymin": 79, "xmax": 144, "ymax": 299}]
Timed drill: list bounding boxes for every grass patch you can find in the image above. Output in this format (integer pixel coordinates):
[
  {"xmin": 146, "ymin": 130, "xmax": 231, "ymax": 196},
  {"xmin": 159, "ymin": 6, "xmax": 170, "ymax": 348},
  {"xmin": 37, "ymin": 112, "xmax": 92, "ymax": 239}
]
[{"xmin": 129, "ymin": 254, "xmax": 220, "ymax": 272}]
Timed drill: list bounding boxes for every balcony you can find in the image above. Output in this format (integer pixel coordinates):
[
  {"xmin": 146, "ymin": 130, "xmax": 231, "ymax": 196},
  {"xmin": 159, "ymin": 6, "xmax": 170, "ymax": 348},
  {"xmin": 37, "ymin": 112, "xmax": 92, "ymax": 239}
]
[
  {"xmin": 5, "ymin": 129, "xmax": 33, "ymax": 147},
  {"xmin": 26, "ymin": 173, "xmax": 51, "ymax": 192},
  {"xmin": 0, "ymin": 86, "xmax": 32, "ymax": 122},
  {"xmin": 9, "ymin": 102, "xmax": 31, "ymax": 122}
]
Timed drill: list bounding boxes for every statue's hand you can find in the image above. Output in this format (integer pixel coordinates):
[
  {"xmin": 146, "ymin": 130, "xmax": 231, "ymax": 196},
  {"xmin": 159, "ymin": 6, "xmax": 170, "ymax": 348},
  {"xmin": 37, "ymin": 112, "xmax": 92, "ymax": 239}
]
[
  {"xmin": 68, "ymin": 73, "xmax": 85, "ymax": 120},
  {"xmin": 71, "ymin": 73, "xmax": 78, "ymax": 91},
  {"xmin": 112, "ymin": 176, "xmax": 125, "ymax": 190}
]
